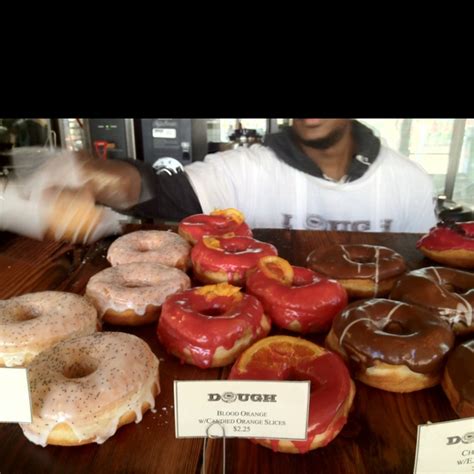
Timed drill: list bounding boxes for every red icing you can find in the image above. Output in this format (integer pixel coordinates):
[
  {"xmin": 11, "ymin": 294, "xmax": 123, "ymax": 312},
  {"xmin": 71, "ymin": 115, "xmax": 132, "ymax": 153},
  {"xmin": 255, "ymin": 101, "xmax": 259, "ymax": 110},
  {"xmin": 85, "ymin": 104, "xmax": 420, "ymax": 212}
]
[
  {"xmin": 246, "ymin": 266, "xmax": 348, "ymax": 333},
  {"xmin": 229, "ymin": 349, "xmax": 352, "ymax": 453},
  {"xmin": 157, "ymin": 288, "xmax": 269, "ymax": 368},
  {"xmin": 191, "ymin": 236, "xmax": 278, "ymax": 285},
  {"xmin": 417, "ymin": 222, "xmax": 474, "ymax": 251},
  {"xmin": 178, "ymin": 214, "xmax": 252, "ymax": 243}
]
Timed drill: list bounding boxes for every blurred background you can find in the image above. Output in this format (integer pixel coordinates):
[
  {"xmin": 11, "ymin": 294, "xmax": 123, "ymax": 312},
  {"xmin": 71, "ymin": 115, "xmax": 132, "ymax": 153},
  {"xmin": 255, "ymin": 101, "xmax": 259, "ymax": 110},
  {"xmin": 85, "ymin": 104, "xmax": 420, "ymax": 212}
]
[{"xmin": 1, "ymin": 118, "xmax": 472, "ymax": 219}]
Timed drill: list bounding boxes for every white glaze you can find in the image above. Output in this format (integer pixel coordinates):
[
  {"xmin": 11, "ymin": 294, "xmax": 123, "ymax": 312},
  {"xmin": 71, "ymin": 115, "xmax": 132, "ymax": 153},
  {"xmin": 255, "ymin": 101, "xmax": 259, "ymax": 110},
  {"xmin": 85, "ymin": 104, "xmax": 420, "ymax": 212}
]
[
  {"xmin": 0, "ymin": 292, "xmax": 98, "ymax": 367},
  {"xmin": 85, "ymin": 262, "xmax": 191, "ymax": 317},
  {"xmin": 19, "ymin": 332, "xmax": 160, "ymax": 446}
]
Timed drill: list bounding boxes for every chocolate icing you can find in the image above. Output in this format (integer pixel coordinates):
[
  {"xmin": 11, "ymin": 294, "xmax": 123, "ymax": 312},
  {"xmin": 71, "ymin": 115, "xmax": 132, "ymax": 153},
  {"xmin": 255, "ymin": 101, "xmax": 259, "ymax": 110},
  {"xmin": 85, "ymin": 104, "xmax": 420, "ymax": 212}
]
[
  {"xmin": 307, "ymin": 244, "xmax": 406, "ymax": 280},
  {"xmin": 332, "ymin": 299, "xmax": 454, "ymax": 374},
  {"xmin": 390, "ymin": 267, "xmax": 474, "ymax": 328},
  {"xmin": 446, "ymin": 339, "xmax": 474, "ymax": 405}
]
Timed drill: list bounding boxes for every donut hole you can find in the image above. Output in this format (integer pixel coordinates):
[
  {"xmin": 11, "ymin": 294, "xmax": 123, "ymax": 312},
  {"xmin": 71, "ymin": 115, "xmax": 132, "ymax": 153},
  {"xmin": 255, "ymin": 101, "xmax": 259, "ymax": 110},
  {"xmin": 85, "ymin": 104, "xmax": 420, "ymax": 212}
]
[
  {"xmin": 351, "ymin": 256, "xmax": 374, "ymax": 264},
  {"xmin": 13, "ymin": 308, "xmax": 40, "ymax": 322},
  {"xmin": 134, "ymin": 242, "xmax": 152, "ymax": 253},
  {"xmin": 122, "ymin": 280, "xmax": 150, "ymax": 289},
  {"xmin": 199, "ymin": 306, "xmax": 228, "ymax": 317},
  {"xmin": 63, "ymin": 358, "xmax": 99, "ymax": 379},
  {"xmin": 382, "ymin": 320, "xmax": 409, "ymax": 336}
]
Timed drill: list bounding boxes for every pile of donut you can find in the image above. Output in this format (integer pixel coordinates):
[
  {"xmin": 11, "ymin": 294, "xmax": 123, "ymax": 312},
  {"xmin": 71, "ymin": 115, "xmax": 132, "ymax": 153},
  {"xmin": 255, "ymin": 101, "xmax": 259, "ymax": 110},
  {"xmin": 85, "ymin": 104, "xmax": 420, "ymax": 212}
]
[{"xmin": 1, "ymin": 209, "xmax": 473, "ymax": 454}]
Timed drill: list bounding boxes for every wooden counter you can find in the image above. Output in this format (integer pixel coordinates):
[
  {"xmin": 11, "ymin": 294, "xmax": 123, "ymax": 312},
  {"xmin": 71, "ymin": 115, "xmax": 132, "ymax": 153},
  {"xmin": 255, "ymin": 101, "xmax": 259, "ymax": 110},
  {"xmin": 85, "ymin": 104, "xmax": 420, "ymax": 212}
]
[{"xmin": 0, "ymin": 228, "xmax": 460, "ymax": 474}]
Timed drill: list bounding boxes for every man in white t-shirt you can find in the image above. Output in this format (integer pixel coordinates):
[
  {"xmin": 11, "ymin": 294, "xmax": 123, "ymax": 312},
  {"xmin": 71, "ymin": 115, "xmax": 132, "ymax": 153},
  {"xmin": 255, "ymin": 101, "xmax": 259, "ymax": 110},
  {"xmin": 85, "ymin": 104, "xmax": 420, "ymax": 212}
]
[{"xmin": 0, "ymin": 119, "xmax": 437, "ymax": 240}]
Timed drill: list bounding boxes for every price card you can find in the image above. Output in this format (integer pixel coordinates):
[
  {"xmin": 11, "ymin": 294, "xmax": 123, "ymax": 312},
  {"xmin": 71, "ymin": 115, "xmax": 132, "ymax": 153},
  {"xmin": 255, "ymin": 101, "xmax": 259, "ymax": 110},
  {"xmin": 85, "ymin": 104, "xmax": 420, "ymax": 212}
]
[
  {"xmin": 174, "ymin": 380, "xmax": 309, "ymax": 439},
  {"xmin": 0, "ymin": 368, "xmax": 32, "ymax": 423},
  {"xmin": 414, "ymin": 417, "xmax": 474, "ymax": 473}
]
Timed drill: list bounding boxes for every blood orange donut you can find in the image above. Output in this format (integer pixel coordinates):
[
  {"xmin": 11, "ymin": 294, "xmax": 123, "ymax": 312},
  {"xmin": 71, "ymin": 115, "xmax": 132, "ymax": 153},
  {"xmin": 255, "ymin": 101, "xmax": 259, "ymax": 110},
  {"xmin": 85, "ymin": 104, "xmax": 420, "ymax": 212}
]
[
  {"xmin": 326, "ymin": 299, "xmax": 455, "ymax": 392},
  {"xmin": 442, "ymin": 339, "xmax": 474, "ymax": 418},
  {"xmin": 228, "ymin": 335, "xmax": 355, "ymax": 454},
  {"xmin": 157, "ymin": 283, "xmax": 271, "ymax": 368},
  {"xmin": 390, "ymin": 266, "xmax": 474, "ymax": 335},
  {"xmin": 417, "ymin": 221, "xmax": 474, "ymax": 269},
  {"xmin": 307, "ymin": 244, "xmax": 407, "ymax": 298},
  {"xmin": 191, "ymin": 235, "xmax": 278, "ymax": 286},
  {"xmin": 246, "ymin": 256, "xmax": 348, "ymax": 333},
  {"xmin": 178, "ymin": 208, "xmax": 252, "ymax": 245}
]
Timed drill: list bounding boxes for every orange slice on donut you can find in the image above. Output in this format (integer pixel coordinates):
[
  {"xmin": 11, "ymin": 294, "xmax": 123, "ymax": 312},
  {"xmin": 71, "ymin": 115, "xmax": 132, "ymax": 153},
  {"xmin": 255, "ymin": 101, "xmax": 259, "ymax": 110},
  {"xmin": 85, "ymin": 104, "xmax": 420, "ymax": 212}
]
[
  {"xmin": 202, "ymin": 236, "xmax": 223, "ymax": 250},
  {"xmin": 210, "ymin": 208, "xmax": 245, "ymax": 225},
  {"xmin": 258, "ymin": 256, "xmax": 294, "ymax": 286},
  {"xmin": 194, "ymin": 283, "xmax": 243, "ymax": 302},
  {"xmin": 235, "ymin": 335, "xmax": 326, "ymax": 374}
]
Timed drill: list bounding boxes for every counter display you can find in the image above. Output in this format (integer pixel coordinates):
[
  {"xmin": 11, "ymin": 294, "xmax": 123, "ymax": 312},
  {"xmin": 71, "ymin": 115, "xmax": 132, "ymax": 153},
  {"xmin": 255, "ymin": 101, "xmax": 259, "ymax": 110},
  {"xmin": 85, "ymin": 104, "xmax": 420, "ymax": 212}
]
[{"xmin": 0, "ymin": 226, "xmax": 464, "ymax": 474}]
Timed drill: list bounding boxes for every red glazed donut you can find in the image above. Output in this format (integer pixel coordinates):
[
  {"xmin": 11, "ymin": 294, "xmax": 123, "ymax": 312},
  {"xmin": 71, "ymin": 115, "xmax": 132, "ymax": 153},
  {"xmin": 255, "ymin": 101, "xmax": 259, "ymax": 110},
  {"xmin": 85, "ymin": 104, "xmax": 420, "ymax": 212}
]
[
  {"xmin": 178, "ymin": 208, "xmax": 252, "ymax": 245},
  {"xmin": 157, "ymin": 283, "xmax": 271, "ymax": 368},
  {"xmin": 417, "ymin": 221, "xmax": 474, "ymax": 269},
  {"xmin": 326, "ymin": 299, "xmax": 455, "ymax": 392},
  {"xmin": 307, "ymin": 244, "xmax": 407, "ymax": 298},
  {"xmin": 442, "ymin": 339, "xmax": 474, "ymax": 418},
  {"xmin": 390, "ymin": 266, "xmax": 474, "ymax": 335},
  {"xmin": 191, "ymin": 235, "xmax": 278, "ymax": 286},
  {"xmin": 228, "ymin": 335, "xmax": 355, "ymax": 454},
  {"xmin": 246, "ymin": 256, "xmax": 348, "ymax": 333}
]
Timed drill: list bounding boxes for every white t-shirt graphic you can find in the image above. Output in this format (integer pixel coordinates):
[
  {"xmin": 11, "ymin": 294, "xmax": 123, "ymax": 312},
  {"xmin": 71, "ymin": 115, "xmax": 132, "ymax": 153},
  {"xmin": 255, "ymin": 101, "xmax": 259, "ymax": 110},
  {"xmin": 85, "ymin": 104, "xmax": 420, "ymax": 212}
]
[{"xmin": 185, "ymin": 144, "xmax": 437, "ymax": 233}]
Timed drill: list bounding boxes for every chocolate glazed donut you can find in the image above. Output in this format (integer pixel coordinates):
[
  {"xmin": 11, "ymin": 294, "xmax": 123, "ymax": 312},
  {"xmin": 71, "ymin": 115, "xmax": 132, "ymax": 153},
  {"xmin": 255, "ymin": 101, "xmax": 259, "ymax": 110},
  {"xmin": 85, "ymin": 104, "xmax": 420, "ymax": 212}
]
[
  {"xmin": 326, "ymin": 299, "xmax": 455, "ymax": 392},
  {"xmin": 442, "ymin": 339, "xmax": 474, "ymax": 418},
  {"xmin": 390, "ymin": 267, "xmax": 474, "ymax": 336},
  {"xmin": 307, "ymin": 244, "xmax": 407, "ymax": 298}
]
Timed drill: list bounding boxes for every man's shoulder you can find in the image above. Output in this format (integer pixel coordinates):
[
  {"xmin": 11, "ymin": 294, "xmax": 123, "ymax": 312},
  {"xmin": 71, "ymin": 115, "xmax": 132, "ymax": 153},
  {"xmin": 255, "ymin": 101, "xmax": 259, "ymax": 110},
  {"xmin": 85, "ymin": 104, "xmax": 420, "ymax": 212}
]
[{"xmin": 378, "ymin": 145, "xmax": 431, "ymax": 179}]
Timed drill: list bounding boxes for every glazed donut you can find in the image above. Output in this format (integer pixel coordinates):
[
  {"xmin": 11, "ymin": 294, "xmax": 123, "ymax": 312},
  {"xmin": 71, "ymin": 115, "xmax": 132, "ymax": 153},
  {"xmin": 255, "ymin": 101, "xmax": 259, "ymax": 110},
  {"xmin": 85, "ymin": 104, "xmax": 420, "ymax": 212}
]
[
  {"xmin": 107, "ymin": 230, "xmax": 191, "ymax": 270},
  {"xmin": 19, "ymin": 332, "xmax": 160, "ymax": 446},
  {"xmin": 157, "ymin": 283, "xmax": 271, "ymax": 368},
  {"xmin": 246, "ymin": 256, "xmax": 348, "ymax": 333},
  {"xmin": 307, "ymin": 244, "xmax": 407, "ymax": 298},
  {"xmin": 390, "ymin": 266, "xmax": 474, "ymax": 335},
  {"xmin": 178, "ymin": 208, "xmax": 252, "ymax": 245},
  {"xmin": 85, "ymin": 262, "xmax": 191, "ymax": 326},
  {"xmin": 228, "ymin": 335, "xmax": 355, "ymax": 454},
  {"xmin": 442, "ymin": 339, "xmax": 474, "ymax": 418},
  {"xmin": 326, "ymin": 299, "xmax": 454, "ymax": 392},
  {"xmin": 0, "ymin": 291, "xmax": 99, "ymax": 367},
  {"xmin": 44, "ymin": 187, "xmax": 121, "ymax": 244},
  {"xmin": 417, "ymin": 221, "xmax": 474, "ymax": 269},
  {"xmin": 191, "ymin": 235, "xmax": 278, "ymax": 286}
]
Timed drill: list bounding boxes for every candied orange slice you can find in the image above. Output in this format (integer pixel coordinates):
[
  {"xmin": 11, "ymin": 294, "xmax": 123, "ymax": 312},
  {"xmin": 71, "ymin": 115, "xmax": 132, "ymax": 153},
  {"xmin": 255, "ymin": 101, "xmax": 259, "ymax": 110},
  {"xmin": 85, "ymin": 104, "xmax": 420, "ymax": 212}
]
[
  {"xmin": 234, "ymin": 335, "xmax": 326, "ymax": 374},
  {"xmin": 194, "ymin": 283, "xmax": 243, "ymax": 302},
  {"xmin": 258, "ymin": 256, "xmax": 294, "ymax": 286},
  {"xmin": 210, "ymin": 208, "xmax": 245, "ymax": 224}
]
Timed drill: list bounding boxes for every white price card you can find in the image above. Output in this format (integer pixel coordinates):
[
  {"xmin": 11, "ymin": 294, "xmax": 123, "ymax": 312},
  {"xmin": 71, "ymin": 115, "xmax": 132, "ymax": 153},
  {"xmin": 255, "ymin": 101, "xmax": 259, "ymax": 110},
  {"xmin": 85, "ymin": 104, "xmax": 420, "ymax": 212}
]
[
  {"xmin": 0, "ymin": 368, "xmax": 32, "ymax": 423},
  {"xmin": 174, "ymin": 380, "xmax": 310, "ymax": 439},
  {"xmin": 414, "ymin": 417, "xmax": 474, "ymax": 473}
]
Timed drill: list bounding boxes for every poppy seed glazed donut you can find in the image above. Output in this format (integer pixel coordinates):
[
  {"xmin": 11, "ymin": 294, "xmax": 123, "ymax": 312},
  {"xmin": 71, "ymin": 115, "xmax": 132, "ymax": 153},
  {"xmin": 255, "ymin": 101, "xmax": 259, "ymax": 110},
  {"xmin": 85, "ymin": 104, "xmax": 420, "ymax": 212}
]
[
  {"xmin": 0, "ymin": 291, "xmax": 99, "ymax": 367},
  {"xmin": 19, "ymin": 332, "xmax": 160, "ymax": 447},
  {"xmin": 107, "ymin": 230, "xmax": 191, "ymax": 270}
]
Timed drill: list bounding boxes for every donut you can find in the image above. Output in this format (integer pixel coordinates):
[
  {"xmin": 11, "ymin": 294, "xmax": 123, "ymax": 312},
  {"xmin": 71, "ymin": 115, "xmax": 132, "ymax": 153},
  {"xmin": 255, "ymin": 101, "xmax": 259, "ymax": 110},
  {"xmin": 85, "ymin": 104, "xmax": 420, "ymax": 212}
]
[
  {"xmin": 178, "ymin": 208, "xmax": 252, "ymax": 245},
  {"xmin": 19, "ymin": 332, "xmax": 160, "ymax": 446},
  {"xmin": 417, "ymin": 221, "xmax": 474, "ymax": 269},
  {"xmin": 157, "ymin": 283, "xmax": 271, "ymax": 368},
  {"xmin": 85, "ymin": 262, "xmax": 191, "ymax": 326},
  {"xmin": 326, "ymin": 299, "xmax": 455, "ymax": 392},
  {"xmin": 307, "ymin": 244, "xmax": 407, "ymax": 298},
  {"xmin": 228, "ymin": 335, "xmax": 355, "ymax": 454},
  {"xmin": 191, "ymin": 235, "xmax": 278, "ymax": 286},
  {"xmin": 107, "ymin": 230, "xmax": 191, "ymax": 270},
  {"xmin": 442, "ymin": 339, "xmax": 474, "ymax": 418},
  {"xmin": 246, "ymin": 256, "xmax": 348, "ymax": 333},
  {"xmin": 390, "ymin": 266, "xmax": 474, "ymax": 335},
  {"xmin": 44, "ymin": 187, "xmax": 121, "ymax": 244},
  {"xmin": 0, "ymin": 291, "xmax": 99, "ymax": 367}
]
